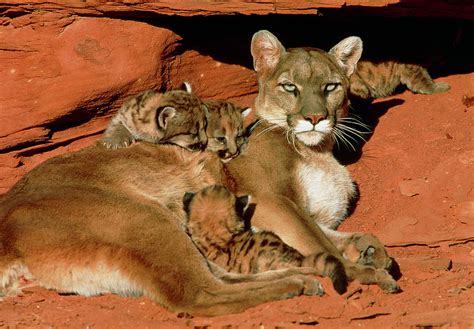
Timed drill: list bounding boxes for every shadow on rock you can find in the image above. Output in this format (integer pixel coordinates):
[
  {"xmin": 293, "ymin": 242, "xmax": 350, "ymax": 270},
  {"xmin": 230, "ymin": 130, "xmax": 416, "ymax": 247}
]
[{"xmin": 334, "ymin": 98, "xmax": 405, "ymax": 165}]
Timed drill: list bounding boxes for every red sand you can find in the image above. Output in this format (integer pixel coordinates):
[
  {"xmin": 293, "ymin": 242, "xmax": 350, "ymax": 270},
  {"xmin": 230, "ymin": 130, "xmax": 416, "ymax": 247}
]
[{"xmin": 1, "ymin": 73, "xmax": 473, "ymax": 328}]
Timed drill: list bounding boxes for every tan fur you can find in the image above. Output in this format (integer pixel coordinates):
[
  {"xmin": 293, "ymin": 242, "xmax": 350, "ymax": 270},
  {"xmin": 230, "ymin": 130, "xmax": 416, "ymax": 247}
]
[
  {"xmin": 183, "ymin": 185, "xmax": 346, "ymax": 294},
  {"xmin": 0, "ymin": 144, "xmax": 324, "ymax": 316},
  {"xmin": 225, "ymin": 30, "xmax": 397, "ymax": 289},
  {"xmin": 350, "ymin": 60, "xmax": 450, "ymax": 100},
  {"xmin": 101, "ymin": 87, "xmax": 208, "ymax": 151}
]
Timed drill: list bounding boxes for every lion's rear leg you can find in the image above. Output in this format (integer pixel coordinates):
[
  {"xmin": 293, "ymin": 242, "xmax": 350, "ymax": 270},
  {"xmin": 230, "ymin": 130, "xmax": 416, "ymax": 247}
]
[
  {"xmin": 9, "ymin": 204, "xmax": 323, "ymax": 316},
  {"xmin": 15, "ymin": 236, "xmax": 323, "ymax": 316},
  {"xmin": 186, "ymin": 274, "xmax": 323, "ymax": 316},
  {"xmin": 110, "ymin": 223, "xmax": 324, "ymax": 316},
  {"xmin": 208, "ymin": 261, "xmax": 320, "ymax": 283}
]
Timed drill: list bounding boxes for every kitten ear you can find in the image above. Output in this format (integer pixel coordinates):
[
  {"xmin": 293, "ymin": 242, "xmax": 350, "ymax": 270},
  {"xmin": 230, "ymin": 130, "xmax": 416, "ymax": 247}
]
[
  {"xmin": 157, "ymin": 106, "xmax": 176, "ymax": 129},
  {"xmin": 329, "ymin": 36, "xmax": 363, "ymax": 77},
  {"xmin": 251, "ymin": 30, "xmax": 285, "ymax": 74},
  {"xmin": 235, "ymin": 195, "xmax": 251, "ymax": 218},
  {"xmin": 241, "ymin": 107, "xmax": 252, "ymax": 119},
  {"xmin": 202, "ymin": 104, "xmax": 210, "ymax": 119},
  {"xmin": 182, "ymin": 192, "xmax": 196, "ymax": 215},
  {"xmin": 178, "ymin": 81, "xmax": 192, "ymax": 93},
  {"xmin": 241, "ymin": 107, "xmax": 252, "ymax": 118}
]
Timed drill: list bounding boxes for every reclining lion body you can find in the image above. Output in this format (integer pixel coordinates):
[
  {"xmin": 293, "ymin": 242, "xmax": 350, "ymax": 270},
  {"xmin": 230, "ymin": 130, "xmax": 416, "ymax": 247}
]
[{"xmin": 0, "ymin": 143, "xmax": 322, "ymax": 316}]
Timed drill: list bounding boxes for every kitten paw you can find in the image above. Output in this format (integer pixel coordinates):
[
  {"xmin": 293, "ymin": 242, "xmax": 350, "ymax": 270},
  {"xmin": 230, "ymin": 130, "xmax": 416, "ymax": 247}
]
[
  {"xmin": 101, "ymin": 137, "xmax": 135, "ymax": 150},
  {"xmin": 432, "ymin": 82, "xmax": 451, "ymax": 94}
]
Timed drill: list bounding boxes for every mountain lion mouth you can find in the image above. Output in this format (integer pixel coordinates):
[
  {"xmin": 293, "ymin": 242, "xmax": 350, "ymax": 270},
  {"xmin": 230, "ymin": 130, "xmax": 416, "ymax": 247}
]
[
  {"xmin": 292, "ymin": 118, "xmax": 333, "ymax": 146},
  {"xmin": 295, "ymin": 130, "xmax": 326, "ymax": 146}
]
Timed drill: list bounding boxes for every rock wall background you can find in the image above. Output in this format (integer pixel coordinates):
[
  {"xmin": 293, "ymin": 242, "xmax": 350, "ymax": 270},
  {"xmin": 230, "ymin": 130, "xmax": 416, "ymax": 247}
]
[{"xmin": 0, "ymin": 1, "xmax": 473, "ymax": 193}]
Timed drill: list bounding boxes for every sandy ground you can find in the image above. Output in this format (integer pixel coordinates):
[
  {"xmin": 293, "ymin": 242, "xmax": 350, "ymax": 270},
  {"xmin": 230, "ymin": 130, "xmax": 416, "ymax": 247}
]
[{"xmin": 1, "ymin": 73, "xmax": 473, "ymax": 328}]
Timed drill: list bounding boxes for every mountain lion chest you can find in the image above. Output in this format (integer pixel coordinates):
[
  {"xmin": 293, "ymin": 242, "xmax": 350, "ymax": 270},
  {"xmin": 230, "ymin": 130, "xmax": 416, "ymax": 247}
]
[{"xmin": 295, "ymin": 154, "xmax": 356, "ymax": 229}]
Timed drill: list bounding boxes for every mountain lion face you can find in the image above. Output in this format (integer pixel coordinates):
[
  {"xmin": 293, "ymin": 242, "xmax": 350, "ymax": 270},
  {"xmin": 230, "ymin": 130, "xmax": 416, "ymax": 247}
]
[{"xmin": 251, "ymin": 31, "xmax": 362, "ymax": 147}]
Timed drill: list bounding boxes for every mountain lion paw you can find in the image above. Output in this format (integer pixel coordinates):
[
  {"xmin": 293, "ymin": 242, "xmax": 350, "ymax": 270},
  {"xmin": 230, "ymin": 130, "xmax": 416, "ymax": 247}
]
[
  {"xmin": 344, "ymin": 233, "xmax": 393, "ymax": 271},
  {"xmin": 376, "ymin": 269, "xmax": 401, "ymax": 293},
  {"xmin": 300, "ymin": 276, "xmax": 325, "ymax": 297}
]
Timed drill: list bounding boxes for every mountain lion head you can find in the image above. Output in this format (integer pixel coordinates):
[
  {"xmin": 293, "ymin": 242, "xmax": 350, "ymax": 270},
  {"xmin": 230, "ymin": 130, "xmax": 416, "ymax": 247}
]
[{"xmin": 251, "ymin": 30, "xmax": 363, "ymax": 147}]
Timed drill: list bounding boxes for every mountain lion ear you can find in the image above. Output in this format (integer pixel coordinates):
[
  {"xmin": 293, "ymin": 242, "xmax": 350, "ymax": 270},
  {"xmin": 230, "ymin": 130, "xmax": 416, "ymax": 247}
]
[
  {"xmin": 157, "ymin": 106, "xmax": 176, "ymax": 129},
  {"xmin": 235, "ymin": 195, "xmax": 251, "ymax": 218},
  {"xmin": 178, "ymin": 81, "xmax": 192, "ymax": 93},
  {"xmin": 182, "ymin": 192, "xmax": 196, "ymax": 215},
  {"xmin": 251, "ymin": 30, "xmax": 285, "ymax": 74},
  {"xmin": 329, "ymin": 36, "xmax": 363, "ymax": 77}
]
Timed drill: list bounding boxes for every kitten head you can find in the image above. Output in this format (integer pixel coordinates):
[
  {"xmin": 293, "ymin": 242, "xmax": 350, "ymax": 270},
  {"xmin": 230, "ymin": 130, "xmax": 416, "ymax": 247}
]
[
  {"xmin": 204, "ymin": 100, "xmax": 253, "ymax": 163},
  {"xmin": 107, "ymin": 82, "xmax": 208, "ymax": 151},
  {"xmin": 183, "ymin": 185, "xmax": 251, "ymax": 245}
]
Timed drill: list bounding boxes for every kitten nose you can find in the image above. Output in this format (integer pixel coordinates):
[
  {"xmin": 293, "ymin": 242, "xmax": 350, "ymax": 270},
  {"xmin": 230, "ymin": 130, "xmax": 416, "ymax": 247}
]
[{"xmin": 304, "ymin": 114, "xmax": 326, "ymax": 125}]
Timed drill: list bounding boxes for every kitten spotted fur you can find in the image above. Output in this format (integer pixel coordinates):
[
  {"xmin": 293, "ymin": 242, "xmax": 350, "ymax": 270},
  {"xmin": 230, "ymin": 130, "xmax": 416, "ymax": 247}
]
[
  {"xmin": 101, "ymin": 83, "xmax": 208, "ymax": 151},
  {"xmin": 183, "ymin": 185, "xmax": 348, "ymax": 294}
]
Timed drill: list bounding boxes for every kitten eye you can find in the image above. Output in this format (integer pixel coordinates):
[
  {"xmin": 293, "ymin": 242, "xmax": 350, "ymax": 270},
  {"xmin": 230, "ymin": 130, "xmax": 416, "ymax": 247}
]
[
  {"xmin": 281, "ymin": 83, "xmax": 297, "ymax": 93},
  {"xmin": 325, "ymin": 83, "xmax": 338, "ymax": 92},
  {"xmin": 215, "ymin": 137, "xmax": 227, "ymax": 144}
]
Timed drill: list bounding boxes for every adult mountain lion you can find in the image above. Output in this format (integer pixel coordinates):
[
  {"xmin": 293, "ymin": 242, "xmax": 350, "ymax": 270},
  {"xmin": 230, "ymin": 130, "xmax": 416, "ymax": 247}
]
[
  {"xmin": 0, "ymin": 31, "xmax": 398, "ymax": 316},
  {"xmin": 225, "ymin": 30, "xmax": 394, "ymax": 272}
]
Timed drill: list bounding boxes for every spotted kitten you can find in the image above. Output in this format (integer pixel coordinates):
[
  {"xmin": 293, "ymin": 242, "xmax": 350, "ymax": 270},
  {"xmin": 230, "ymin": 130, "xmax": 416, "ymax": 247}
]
[
  {"xmin": 101, "ymin": 82, "xmax": 208, "ymax": 151},
  {"xmin": 350, "ymin": 60, "xmax": 450, "ymax": 101},
  {"xmin": 102, "ymin": 83, "xmax": 253, "ymax": 160},
  {"xmin": 183, "ymin": 185, "xmax": 348, "ymax": 294}
]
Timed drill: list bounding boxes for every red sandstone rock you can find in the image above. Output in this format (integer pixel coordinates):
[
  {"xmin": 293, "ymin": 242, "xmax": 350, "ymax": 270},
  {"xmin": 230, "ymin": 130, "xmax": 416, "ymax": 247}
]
[
  {"xmin": 168, "ymin": 50, "xmax": 257, "ymax": 106},
  {"xmin": 1, "ymin": 1, "xmax": 472, "ymax": 18},
  {"xmin": 0, "ymin": 8, "xmax": 264, "ymax": 192},
  {"xmin": 0, "ymin": 15, "xmax": 179, "ymax": 190}
]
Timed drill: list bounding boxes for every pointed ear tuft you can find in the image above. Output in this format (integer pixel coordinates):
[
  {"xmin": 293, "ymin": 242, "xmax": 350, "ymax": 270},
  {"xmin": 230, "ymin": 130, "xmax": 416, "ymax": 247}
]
[
  {"xmin": 179, "ymin": 81, "xmax": 192, "ymax": 93},
  {"xmin": 183, "ymin": 192, "xmax": 195, "ymax": 215},
  {"xmin": 157, "ymin": 106, "xmax": 176, "ymax": 129},
  {"xmin": 251, "ymin": 30, "xmax": 285, "ymax": 74},
  {"xmin": 235, "ymin": 195, "xmax": 250, "ymax": 218},
  {"xmin": 329, "ymin": 36, "xmax": 363, "ymax": 77}
]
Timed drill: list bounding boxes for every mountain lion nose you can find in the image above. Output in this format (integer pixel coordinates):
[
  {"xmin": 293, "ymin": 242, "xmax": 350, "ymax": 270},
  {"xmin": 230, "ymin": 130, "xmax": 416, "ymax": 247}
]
[{"xmin": 304, "ymin": 114, "xmax": 326, "ymax": 125}]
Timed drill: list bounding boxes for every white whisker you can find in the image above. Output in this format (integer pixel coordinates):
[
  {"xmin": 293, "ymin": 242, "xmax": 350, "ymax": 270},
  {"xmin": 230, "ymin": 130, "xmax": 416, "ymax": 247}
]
[
  {"xmin": 290, "ymin": 130, "xmax": 305, "ymax": 157},
  {"xmin": 285, "ymin": 128, "xmax": 291, "ymax": 145},
  {"xmin": 339, "ymin": 117, "xmax": 372, "ymax": 130},
  {"xmin": 256, "ymin": 124, "xmax": 281, "ymax": 137},
  {"xmin": 332, "ymin": 128, "xmax": 356, "ymax": 151},
  {"xmin": 339, "ymin": 128, "xmax": 363, "ymax": 145},
  {"xmin": 336, "ymin": 124, "xmax": 370, "ymax": 142}
]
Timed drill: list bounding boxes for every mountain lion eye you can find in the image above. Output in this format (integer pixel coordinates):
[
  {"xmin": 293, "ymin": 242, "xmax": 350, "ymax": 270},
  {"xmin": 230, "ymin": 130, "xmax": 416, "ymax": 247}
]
[
  {"xmin": 325, "ymin": 83, "xmax": 338, "ymax": 92},
  {"xmin": 281, "ymin": 83, "xmax": 297, "ymax": 93}
]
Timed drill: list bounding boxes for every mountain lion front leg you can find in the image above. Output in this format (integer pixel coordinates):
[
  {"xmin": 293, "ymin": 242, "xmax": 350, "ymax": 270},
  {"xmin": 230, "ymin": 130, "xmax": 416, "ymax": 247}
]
[{"xmin": 251, "ymin": 194, "xmax": 399, "ymax": 293}]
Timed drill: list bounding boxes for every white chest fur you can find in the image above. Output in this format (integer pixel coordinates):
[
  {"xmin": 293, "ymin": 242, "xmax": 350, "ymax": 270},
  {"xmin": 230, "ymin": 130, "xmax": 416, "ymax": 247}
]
[{"xmin": 297, "ymin": 157, "xmax": 355, "ymax": 229}]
